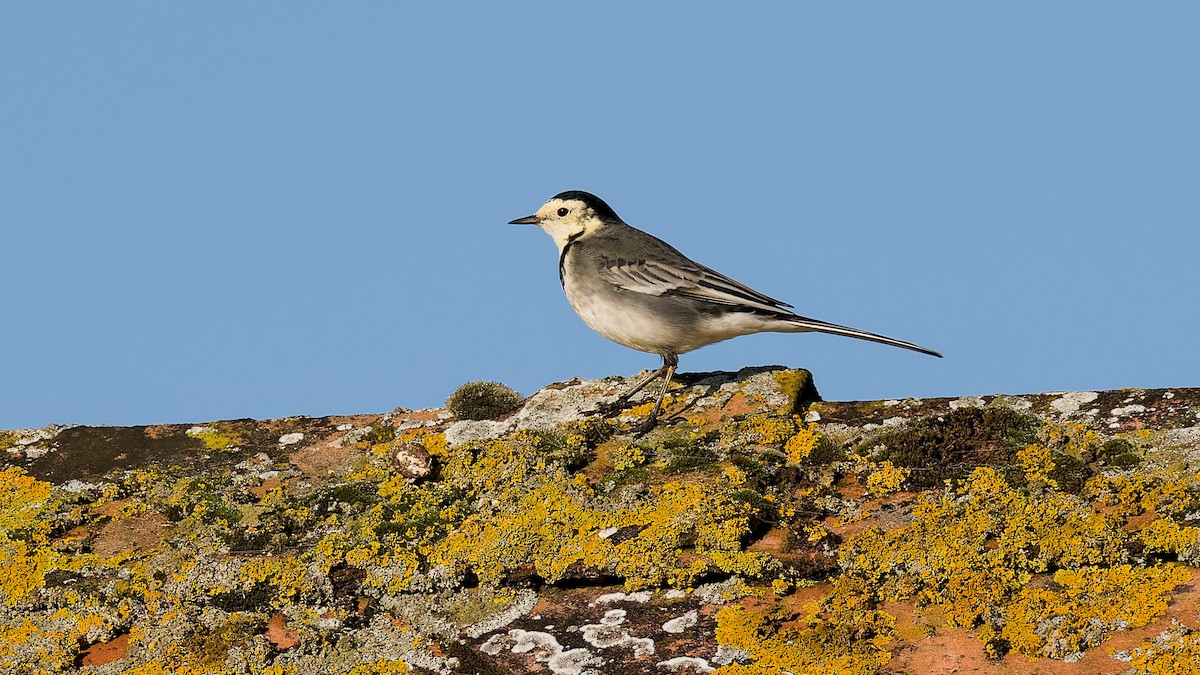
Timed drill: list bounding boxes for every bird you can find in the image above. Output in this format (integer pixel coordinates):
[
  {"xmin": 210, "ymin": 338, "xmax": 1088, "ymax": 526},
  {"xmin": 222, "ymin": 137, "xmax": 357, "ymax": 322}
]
[{"xmin": 508, "ymin": 190, "xmax": 941, "ymax": 432}]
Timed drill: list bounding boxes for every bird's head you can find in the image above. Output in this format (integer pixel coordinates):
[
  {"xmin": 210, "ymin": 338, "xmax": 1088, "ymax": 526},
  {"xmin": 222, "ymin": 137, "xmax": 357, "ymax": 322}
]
[{"xmin": 508, "ymin": 190, "xmax": 622, "ymax": 250}]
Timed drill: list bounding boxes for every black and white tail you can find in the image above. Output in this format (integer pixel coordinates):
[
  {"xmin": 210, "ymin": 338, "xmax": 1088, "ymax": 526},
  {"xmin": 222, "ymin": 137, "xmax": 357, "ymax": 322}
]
[{"xmin": 781, "ymin": 315, "xmax": 943, "ymax": 358}]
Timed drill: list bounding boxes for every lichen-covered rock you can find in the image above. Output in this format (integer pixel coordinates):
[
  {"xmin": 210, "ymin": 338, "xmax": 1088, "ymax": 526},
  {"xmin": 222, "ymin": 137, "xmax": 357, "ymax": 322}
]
[{"xmin": 2, "ymin": 374, "xmax": 1199, "ymax": 674}]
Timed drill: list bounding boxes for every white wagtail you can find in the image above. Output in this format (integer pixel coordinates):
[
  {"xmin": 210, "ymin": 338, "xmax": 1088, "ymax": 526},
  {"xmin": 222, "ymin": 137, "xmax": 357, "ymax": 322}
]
[{"xmin": 509, "ymin": 190, "xmax": 941, "ymax": 431}]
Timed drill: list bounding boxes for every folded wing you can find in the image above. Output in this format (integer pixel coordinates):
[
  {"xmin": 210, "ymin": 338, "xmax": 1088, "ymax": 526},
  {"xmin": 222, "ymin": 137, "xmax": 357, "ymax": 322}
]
[{"xmin": 599, "ymin": 256, "xmax": 794, "ymax": 315}]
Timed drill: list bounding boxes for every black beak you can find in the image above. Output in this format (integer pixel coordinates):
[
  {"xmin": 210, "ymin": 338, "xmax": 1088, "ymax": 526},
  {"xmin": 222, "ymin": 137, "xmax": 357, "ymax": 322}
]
[{"xmin": 508, "ymin": 214, "xmax": 540, "ymax": 225}]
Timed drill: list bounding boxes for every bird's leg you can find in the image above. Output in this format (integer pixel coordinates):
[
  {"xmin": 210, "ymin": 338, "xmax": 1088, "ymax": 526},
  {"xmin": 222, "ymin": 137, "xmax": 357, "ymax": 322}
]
[
  {"xmin": 591, "ymin": 354, "xmax": 675, "ymax": 418},
  {"xmin": 631, "ymin": 354, "xmax": 678, "ymax": 435}
]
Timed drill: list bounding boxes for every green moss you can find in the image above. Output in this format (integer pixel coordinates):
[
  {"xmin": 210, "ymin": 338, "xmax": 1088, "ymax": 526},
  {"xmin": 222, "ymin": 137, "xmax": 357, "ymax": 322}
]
[
  {"xmin": 867, "ymin": 407, "xmax": 1041, "ymax": 488},
  {"xmin": 446, "ymin": 381, "xmax": 523, "ymax": 420},
  {"xmin": 160, "ymin": 476, "xmax": 243, "ymax": 525},
  {"xmin": 809, "ymin": 434, "xmax": 846, "ymax": 466},
  {"xmin": 362, "ymin": 423, "xmax": 396, "ymax": 445},
  {"xmin": 210, "ymin": 582, "xmax": 277, "ymax": 613},
  {"xmin": 1048, "ymin": 450, "xmax": 1093, "ymax": 493},
  {"xmin": 1095, "ymin": 438, "xmax": 1141, "ymax": 468},
  {"xmin": 662, "ymin": 442, "xmax": 719, "ymax": 474},
  {"xmin": 180, "ymin": 613, "xmax": 264, "ymax": 664},
  {"xmin": 771, "ymin": 368, "xmax": 819, "ymax": 412}
]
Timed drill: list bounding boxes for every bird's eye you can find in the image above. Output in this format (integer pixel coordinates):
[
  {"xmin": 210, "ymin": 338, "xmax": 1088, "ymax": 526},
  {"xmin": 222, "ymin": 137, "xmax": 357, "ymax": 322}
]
[{"xmin": 557, "ymin": 207, "xmax": 570, "ymax": 217}]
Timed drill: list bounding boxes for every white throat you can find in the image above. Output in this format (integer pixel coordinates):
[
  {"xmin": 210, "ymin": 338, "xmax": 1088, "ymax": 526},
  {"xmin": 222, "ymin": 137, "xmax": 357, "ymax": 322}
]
[{"xmin": 540, "ymin": 220, "xmax": 586, "ymax": 252}]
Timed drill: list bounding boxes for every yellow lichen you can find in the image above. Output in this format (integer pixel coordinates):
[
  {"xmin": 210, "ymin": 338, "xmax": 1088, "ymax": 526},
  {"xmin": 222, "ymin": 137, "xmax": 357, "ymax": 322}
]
[
  {"xmin": 989, "ymin": 564, "xmax": 1191, "ymax": 658},
  {"xmin": 0, "ymin": 468, "xmax": 57, "ymax": 607},
  {"xmin": 0, "ymin": 467, "xmax": 53, "ymax": 533},
  {"xmin": 339, "ymin": 661, "xmax": 410, "ymax": 675},
  {"xmin": 432, "ymin": 475, "xmax": 770, "ymax": 590},
  {"xmin": 611, "ymin": 443, "xmax": 647, "ymax": 471},
  {"xmin": 235, "ymin": 557, "xmax": 309, "ymax": 607},
  {"xmin": 1087, "ymin": 472, "xmax": 1197, "ymax": 517},
  {"xmin": 863, "ymin": 461, "xmax": 910, "ymax": 497},
  {"xmin": 1017, "ymin": 443, "xmax": 1057, "ymax": 487},
  {"xmin": 1128, "ymin": 622, "xmax": 1200, "ymax": 674},
  {"xmin": 1139, "ymin": 518, "xmax": 1199, "ymax": 559},
  {"xmin": 783, "ymin": 422, "xmax": 821, "ymax": 464},
  {"xmin": 185, "ymin": 425, "xmax": 244, "ymax": 451},
  {"xmin": 714, "ymin": 580, "xmax": 894, "ymax": 675},
  {"xmin": 842, "ymin": 467, "xmax": 1126, "ymax": 627}
]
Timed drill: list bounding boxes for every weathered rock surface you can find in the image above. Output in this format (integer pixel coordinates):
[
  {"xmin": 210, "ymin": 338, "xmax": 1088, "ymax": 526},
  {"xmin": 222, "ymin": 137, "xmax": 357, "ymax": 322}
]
[{"xmin": 2, "ymin": 369, "xmax": 1199, "ymax": 674}]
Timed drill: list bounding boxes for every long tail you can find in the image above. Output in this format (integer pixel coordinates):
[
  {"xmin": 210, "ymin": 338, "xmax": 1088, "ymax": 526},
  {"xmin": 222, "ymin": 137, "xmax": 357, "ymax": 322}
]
[{"xmin": 782, "ymin": 314, "xmax": 943, "ymax": 358}]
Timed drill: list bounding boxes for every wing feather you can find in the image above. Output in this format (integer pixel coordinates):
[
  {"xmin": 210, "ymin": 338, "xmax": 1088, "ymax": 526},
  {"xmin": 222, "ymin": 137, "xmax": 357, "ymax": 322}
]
[{"xmin": 598, "ymin": 256, "xmax": 794, "ymax": 313}]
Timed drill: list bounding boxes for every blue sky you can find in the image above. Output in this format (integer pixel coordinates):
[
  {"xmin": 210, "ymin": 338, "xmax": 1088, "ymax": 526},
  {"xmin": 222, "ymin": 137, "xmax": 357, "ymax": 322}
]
[{"xmin": 2, "ymin": 4, "xmax": 1197, "ymax": 428}]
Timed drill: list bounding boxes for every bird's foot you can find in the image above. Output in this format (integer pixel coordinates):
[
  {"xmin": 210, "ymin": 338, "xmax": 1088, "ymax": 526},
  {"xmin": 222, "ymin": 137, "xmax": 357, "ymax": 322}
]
[{"xmin": 629, "ymin": 415, "xmax": 660, "ymax": 437}]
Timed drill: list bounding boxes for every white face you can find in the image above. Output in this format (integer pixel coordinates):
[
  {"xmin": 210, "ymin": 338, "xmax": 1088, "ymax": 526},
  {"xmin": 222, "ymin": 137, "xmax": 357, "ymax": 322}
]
[{"xmin": 531, "ymin": 198, "xmax": 595, "ymax": 251}]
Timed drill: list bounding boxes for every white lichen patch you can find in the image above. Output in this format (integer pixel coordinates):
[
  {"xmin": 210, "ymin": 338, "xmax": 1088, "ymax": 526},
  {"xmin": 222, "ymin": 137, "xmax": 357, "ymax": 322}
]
[
  {"xmin": 490, "ymin": 629, "xmax": 604, "ymax": 675},
  {"xmin": 593, "ymin": 591, "xmax": 651, "ymax": 605},
  {"xmin": 949, "ymin": 396, "xmax": 986, "ymax": 410},
  {"xmin": 693, "ymin": 578, "xmax": 744, "ymax": 605},
  {"xmin": 444, "ymin": 419, "xmax": 511, "ymax": 447},
  {"xmin": 332, "ymin": 425, "xmax": 376, "ymax": 447},
  {"xmin": 547, "ymin": 648, "xmax": 605, "ymax": 675},
  {"xmin": 479, "ymin": 634, "xmax": 508, "ymax": 655},
  {"xmin": 465, "ymin": 590, "xmax": 538, "ymax": 638},
  {"xmin": 1110, "ymin": 404, "xmax": 1147, "ymax": 417},
  {"xmin": 657, "ymin": 656, "xmax": 714, "ymax": 673},
  {"xmin": 510, "ymin": 629, "xmax": 562, "ymax": 656},
  {"xmin": 278, "ymin": 432, "xmax": 305, "ymax": 446},
  {"xmin": 712, "ymin": 645, "xmax": 752, "ymax": 666},
  {"xmin": 510, "ymin": 376, "xmax": 623, "ymax": 430},
  {"xmin": 662, "ymin": 610, "xmax": 698, "ymax": 634},
  {"xmin": 1050, "ymin": 391, "xmax": 1099, "ymax": 416},
  {"xmin": 61, "ymin": 479, "xmax": 100, "ymax": 493},
  {"xmin": 578, "ymin": 609, "xmax": 655, "ymax": 658},
  {"xmin": 395, "ymin": 409, "xmax": 453, "ymax": 431}
]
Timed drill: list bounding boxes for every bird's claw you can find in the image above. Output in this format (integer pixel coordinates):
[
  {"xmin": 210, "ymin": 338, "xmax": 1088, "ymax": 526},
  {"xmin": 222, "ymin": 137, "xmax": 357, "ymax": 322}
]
[{"xmin": 629, "ymin": 416, "xmax": 660, "ymax": 437}]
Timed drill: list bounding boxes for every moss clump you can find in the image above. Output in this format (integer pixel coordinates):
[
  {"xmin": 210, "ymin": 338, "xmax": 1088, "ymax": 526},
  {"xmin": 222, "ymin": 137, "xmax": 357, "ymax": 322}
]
[
  {"xmin": 362, "ymin": 424, "xmax": 396, "ymax": 445},
  {"xmin": 1095, "ymin": 438, "xmax": 1141, "ymax": 468},
  {"xmin": 1047, "ymin": 450, "xmax": 1093, "ymax": 493},
  {"xmin": 867, "ymin": 407, "xmax": 1041, "ymax": 488},
  {"xmin": 179, "ymin": 613, "xmax": 264, "ymax": 665},
  {"xmin": 446, "ymin": 381, "xmax": 523, "ymax": 420},
  {"xmin": 662, "ymin": 441, "xmax": 718, "ymax": 474}
]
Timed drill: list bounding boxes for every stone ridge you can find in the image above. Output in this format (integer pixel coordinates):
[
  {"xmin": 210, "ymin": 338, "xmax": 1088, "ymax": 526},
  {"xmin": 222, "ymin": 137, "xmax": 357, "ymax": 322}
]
[{"xmin": 1, "ymin": 371, "xmax": 1199, "ymax": 674}]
